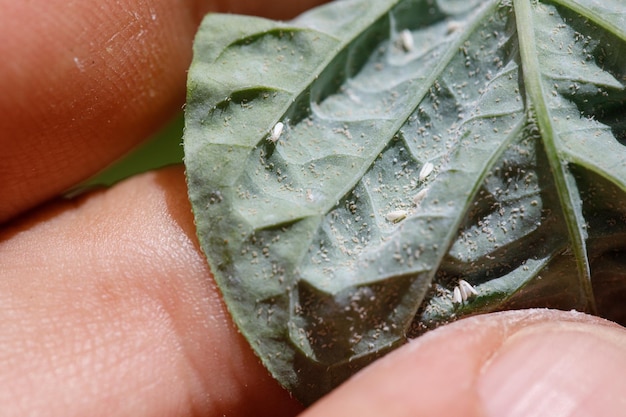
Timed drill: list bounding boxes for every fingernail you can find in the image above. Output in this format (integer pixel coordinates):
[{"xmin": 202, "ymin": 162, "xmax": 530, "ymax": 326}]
[{"xmin": 478, "ymin": 322, "xmax": 626, "ymax": 417}]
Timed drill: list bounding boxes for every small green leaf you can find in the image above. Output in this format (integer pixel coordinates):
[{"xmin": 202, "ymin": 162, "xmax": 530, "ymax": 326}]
[{"xmin": 184, "ymin": 0, "xmax": 626, "ymax": 404}]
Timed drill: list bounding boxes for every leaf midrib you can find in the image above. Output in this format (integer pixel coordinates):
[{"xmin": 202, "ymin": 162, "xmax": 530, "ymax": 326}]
[{"xmin": 513, "ymin": 0, "xmax": 597, "ymax": 312}]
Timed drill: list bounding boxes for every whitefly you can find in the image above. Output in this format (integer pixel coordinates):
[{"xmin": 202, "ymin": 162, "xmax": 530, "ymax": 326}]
[
  {"xmin": 452, "ymin": 279, "xmax": 478, "ymax": 304},
  {"xmin": 268, "ymin": 121, "xmax": 284, "ymax": 143},
  {"xmin": 419, "ymin": 162, "xmax": 434, "ymax": 182},
  {"xmin": 386, "ymin": 209, "xmax": 407, "ymax": 223},
  {"xmin": 399, "ymin": 29, "xmax": 414, "ymax": 52}
]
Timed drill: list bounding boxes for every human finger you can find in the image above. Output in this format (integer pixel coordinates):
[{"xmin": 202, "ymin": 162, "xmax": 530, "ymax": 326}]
[
  {"xmin": 0, "ymin": 0, "xmax": 327, "ymax": 223},
  {"xmin": 302, "ymin": 309, "xmax": 626, "ymax": 417},
  {"xmin": 0, "ymin": 165, "xmax": 302, "ymax": 417}
]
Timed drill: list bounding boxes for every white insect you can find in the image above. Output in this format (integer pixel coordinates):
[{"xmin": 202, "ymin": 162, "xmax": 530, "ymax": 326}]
[
  {"xmin": 399, "ymin": 29, "xmax": 414, "ymax": 52},
  {"xmin": 459, "ymin": 279, "xmax": 478, "ymax": 300},
  {"xmin": 452, "ymin": 286, "xmax": 463, "ymax": 304},
  {"xmin": 268, "ymin": 121, "xmax": 284, "ymax": 143},
  {"xmin": 452, "ymin": 279, "xmax": 479, "ymax": 304},
  {"xmin": 386, "ymin": 209, "xmax": 407, "ymax": 223},
  {"xmin": 412, "ymin": 188, "xmax": 428, "ymax": 206},
  {"xmin": 419, "ymin": 162, "xmax": 434, "ymax": 182}
]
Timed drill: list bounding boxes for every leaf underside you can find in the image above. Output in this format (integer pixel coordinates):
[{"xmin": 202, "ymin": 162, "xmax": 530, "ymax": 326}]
[{"xmin": 184, "ymin": 0, "xmax": 626, "ymax": 404}]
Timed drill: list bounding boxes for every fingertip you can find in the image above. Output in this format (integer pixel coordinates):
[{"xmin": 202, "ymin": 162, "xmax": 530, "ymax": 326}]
[
  {"xmin": 478, "ymin": 319, "xmax": 626, "ymax": 417},
  {"xmin": 302, "ymin": 310, "xmax": 626, "ymax": 417},
  {"xmin": 0, "ymin": 0, "xmax": 198, "ymax": 222},
  {"xmin": 0, "ymin": 0, "xmax": 332, "ymax": 223}
]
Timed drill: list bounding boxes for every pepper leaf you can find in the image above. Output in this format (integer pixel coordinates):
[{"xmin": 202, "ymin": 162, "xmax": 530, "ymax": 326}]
[{"xmin": 184, "ymin": 0, "xmax": 626, "ymax": 404}]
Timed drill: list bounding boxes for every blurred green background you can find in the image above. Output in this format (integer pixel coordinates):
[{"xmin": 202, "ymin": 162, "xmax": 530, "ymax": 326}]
[{"xmin": 74, "ymin": 112, "xmax": 185, "ymax": 191}]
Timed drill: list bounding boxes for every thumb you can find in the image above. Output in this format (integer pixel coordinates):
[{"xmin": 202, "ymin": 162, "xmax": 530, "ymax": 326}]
[
  {"xmin": 301, "ymin": 309, "xmax": 626, "ymax": 417},
  {"xmin": 478, "ymin": 312, "xmax": 626, "ymax": 417}
]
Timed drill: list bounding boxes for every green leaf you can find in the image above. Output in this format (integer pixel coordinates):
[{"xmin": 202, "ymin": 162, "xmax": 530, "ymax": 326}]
[{"xmin": 184, "ymin": 0, "xmax": 626, "ymax": 404}]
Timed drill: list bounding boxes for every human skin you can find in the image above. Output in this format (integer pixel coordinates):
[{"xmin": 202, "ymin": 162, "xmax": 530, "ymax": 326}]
[{"xmin": 1, "ymin": 1, "xmax": 626, "ymax": 416}]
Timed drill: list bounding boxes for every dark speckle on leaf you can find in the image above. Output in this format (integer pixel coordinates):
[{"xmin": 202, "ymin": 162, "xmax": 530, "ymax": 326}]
[{"xmin": 184, "ymin": 0, "xmax": 626, "ymax": 404}]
